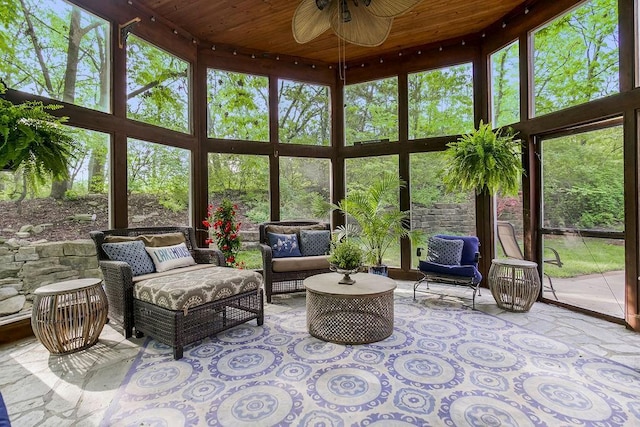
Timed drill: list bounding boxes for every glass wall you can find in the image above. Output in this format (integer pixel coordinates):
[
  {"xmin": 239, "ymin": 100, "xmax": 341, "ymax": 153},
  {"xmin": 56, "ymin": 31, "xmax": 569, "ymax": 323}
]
[
  {"xmin": 490, "ymin": 41, "xmax": 520, "ymax": 128},
  {"xmin": 540, "ymin": 123, "xmax": 624, "ymax": 317},
  {"xmin": 127, "ymin": 35, "xmax": 190, "ymax": 133},
  {"xmin": 280, "ymin": 157, "xmax": 330, "ymax": 222},
  {"xmin": 532, "ymin": 0, "xmax": 619, "ymax": 117},
  {"xmin": 207, "ymin": 69, "xmax": 269, "ymax": 141},
  {"xmin": 127, "ymin": 139, "xmax": 190, "ymax": 227},
  {"xmin": 208, "ymin": 153, "xmax": 270, "ymax": 269},
  {"xmin": 408, "ymin": 63, "xmax": 474, "ymax": 138},
  {"xmin": 410, "ymin": 152, "xmax": 476, "ymax": 266},
  {"xmin": 278, "ymin": 80, "xmax": 330, "ymax": 145},
  {"xmin": 0, "ymin": 0, "xmax": 111, "ymax": 112},
  {"xmin": 344, "ymin": 77, "xmax": 398, "ymax": 145},
  {"xmin": 346, "ymin": 155, "xmax": 400, "ymax": 267}
]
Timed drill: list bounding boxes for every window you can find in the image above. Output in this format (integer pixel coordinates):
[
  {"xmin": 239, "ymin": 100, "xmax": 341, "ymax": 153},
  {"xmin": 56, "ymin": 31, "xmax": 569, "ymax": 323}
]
[
  {"xmin": 127, "ymin": 36, "xmax": 190, "ymax": 133},
  {"xmin": 410, "ymin": 152, "xmax": 476, "ymax": 266},
  {"xmin": 0, "ymin": 0, "xmax": 111, "ymax": 112},
  {"xmin": 127, "ymin": 139, "xmax": 190, "ymax": 227},
  {"xmin": 345, "ymin": 77, "xmax": 398, "ymax": 145},
  {"xmin": 346, "ymin": 155, "xmax": 400, "ymax": 266},
  {"xmin": 208, "ymin": 153, "xmax": 270, "ymax": 268},
  {"xmin": 278, "ymin": 80, "xmax": 330, "ymax": 145},
  {"xmin": 408, "ymin": 63, "xmax": 474, "ymax": 139},
  {"xmin": 280, "ymin": 157, "xmax": 330, "ymax": 222},
  {"xmin": 0, "ymin": 127, "xmax": 110, "ymax": 241},
  {"xmin": 532, "ymin": 0, "xmax": 618, "ymax": 116},
  {"xmin": 490, "ymin": 41, "xmax": 520, "ymax": 127},
  {"xmin": 207, "ymin": 69, "xmax": 269, "ymax": 141}
]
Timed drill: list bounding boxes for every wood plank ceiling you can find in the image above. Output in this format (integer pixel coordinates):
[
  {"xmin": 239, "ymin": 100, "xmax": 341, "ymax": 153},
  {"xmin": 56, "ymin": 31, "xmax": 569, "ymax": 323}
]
[{"xmin": 136, "ymin": 0, "xmax": 529, "ymax": 64}]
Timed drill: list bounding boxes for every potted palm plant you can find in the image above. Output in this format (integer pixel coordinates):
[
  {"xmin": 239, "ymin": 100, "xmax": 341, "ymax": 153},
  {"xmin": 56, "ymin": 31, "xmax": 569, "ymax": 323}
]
[
  {"xmin": 442, "ymin": 120, "xmax": 522, "ymax": 197},
  {"xmin": 0, "ymin": 82, "xmax": 73, "ymax": 186},
  {"xmin": 332, "ymin": 172, "xmax": 423, "ymax": 276}
]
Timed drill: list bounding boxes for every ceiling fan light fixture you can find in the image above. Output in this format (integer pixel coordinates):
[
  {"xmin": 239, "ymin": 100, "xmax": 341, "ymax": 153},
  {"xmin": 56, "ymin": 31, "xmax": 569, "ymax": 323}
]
[
  {"xmin": 340, "ymin": 0, "xmax": 352, "ymax": 23},
  {"xmin": 315, "ymin": 0, "xmax": 331, "ymax": 10}
]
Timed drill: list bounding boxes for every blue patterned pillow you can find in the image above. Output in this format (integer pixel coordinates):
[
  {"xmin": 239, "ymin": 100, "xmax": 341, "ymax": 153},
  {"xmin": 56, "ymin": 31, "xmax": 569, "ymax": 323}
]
[
  {"xmin": 268, "ymin": 232, "xmax": 302, "ymax": 258},
  {"xmin": 102, "ymin": 240, "xmax": 155, "ymax": 276},
  {"xmin": 427, "ymin": 236, "xmax": 464, "ymax": 266},
  {"xmin": 299, "ymin": 229, "xmax": 331, "ymax": 256}
]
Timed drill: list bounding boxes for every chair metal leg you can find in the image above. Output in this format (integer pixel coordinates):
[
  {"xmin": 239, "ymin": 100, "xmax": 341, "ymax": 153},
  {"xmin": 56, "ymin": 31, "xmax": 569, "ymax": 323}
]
[{"xmin": 544, "ymin": 273, "xmax": 558, "ymax": 300}]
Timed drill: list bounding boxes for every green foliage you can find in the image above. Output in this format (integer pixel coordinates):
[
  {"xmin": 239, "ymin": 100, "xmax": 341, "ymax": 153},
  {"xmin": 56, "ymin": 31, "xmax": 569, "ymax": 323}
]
[
  {"xmin": 442, "ymin": 121, "xmax": 523, "ymax": 197},
  {"xmin": 278, "ymin": 80, "xmax": 330, "ymax": 145},
  {"xmin": 533, "ymin": 0, "xmax": 618, "ymax": 115},
  {"xmin": 333, "ymin": 172, "xmax": 423, "ymax": 266},
  {"xmin": 345, "ymin": 77, "xmax": 398, "ymax": 145},
  {"xmin": 328, "ymin": 238, "xmax": 363, "ymax": 270},
  {"xmin": 63, "ymin": 189, "xmax": 79, "ymax": 201},
  {"xmin": 0, "ymin": 82, "xmax": 73, "ymax": 187},
  {"xmin": 408, "ymin": 63, "xmax": 474, "ymax": 138},
  {"xmin": 491, "ymin": 41, "xmax": 520, "ymax": 127}
]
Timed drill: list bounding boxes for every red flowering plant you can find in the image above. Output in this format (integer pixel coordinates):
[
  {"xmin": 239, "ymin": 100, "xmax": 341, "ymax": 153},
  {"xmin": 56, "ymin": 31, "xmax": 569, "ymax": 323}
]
[{"xmin": 203, "ymin": 199, "xmax": 244, "ymax": 268}]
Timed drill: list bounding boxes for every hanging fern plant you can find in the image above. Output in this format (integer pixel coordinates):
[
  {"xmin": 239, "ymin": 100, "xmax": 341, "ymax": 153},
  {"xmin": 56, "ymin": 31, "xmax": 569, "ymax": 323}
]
[
  {"xmin": 442, "ymin": 121, "xmax": 523, "ymax": 197},
  {"xmin": 0, "ymin": 82, "xmax": 73, "ymax": 186}
]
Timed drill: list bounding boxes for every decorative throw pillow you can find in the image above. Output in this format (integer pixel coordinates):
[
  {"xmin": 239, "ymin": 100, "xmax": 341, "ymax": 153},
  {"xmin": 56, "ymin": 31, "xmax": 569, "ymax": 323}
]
[
  {"xmin": 145, "ymin": 242, "xmax": 196, "ymax": 273},
  {"xmin": 102, "ymin": 240, "xmax": 155, "ymax": 276},
  {"xmin": 267, "ymin": 232, "xmax": 302, "ymax": 258},
  {"xmin": 427, "ymin": 236, "xmax": 464, "ymax": 266},
  {"xmin": 299, "ymin": 229, "xmax": 331, "ymax": 256}
]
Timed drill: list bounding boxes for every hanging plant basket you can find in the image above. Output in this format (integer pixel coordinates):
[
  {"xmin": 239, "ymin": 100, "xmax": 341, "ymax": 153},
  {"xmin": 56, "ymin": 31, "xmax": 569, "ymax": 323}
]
[{"xmin": 442, "ymin": 121, "xmax": 523, "ymax": 197}]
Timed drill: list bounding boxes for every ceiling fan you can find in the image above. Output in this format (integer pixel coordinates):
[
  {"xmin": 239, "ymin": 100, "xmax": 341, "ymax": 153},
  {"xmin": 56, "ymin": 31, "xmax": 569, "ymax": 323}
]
[{"xmin": 292, "ymin": 0, "xmax": 423, "ymax": 47}]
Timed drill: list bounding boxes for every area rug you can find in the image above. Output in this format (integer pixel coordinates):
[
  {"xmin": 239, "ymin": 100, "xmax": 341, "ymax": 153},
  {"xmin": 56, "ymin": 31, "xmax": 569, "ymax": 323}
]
[{"xmin": 101, "ymin": 297, "xmax": 640, "ymax": 426}]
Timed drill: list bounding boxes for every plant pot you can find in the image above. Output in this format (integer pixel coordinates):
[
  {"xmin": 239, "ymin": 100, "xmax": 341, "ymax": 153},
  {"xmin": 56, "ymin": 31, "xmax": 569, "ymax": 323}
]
[
  {"xmin": 368, "ymin": 265, "xmax": 388, "ymax": 277},
  {"xmin": 330, "ymin": 264, "xmax": 360, "ymax": 285}
]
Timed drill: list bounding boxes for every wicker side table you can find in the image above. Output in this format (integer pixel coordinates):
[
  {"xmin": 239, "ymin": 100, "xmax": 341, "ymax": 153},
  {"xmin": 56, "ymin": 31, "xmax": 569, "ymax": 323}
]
[
  {"xmin": 304, "ymin": 272, "xmax": 396, "ymax": 344},
  {"xmin": 31, "ymin": 278, "xmax": 108, "ymax": 354},
  {"xmin": 489, "ymin": 259, "xmax": 541, "ymax": 312}
]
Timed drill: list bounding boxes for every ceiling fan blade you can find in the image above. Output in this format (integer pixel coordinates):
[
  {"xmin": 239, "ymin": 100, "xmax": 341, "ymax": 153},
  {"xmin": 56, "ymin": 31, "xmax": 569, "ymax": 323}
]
[
  {"xmin": 330, "ymin": 4, "xmax": 392, "ymax": 47},
  {"xmin": 366, "ymin": 0, "xmax": 423, "ymax": 18},
  {"xmin": 292, "ymin": 0, "xmax": 333, "ymax": 44}
]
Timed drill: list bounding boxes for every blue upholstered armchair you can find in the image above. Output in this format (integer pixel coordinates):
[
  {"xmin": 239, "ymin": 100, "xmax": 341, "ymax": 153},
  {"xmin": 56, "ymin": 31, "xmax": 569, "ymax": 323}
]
[{"xmin": 414, "ymin": 234, "xmax": 482, "ymax": 309}]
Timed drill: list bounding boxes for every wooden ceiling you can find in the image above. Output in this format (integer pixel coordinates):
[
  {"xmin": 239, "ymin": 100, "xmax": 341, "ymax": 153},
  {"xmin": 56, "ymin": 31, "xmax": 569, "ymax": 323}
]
[{"xmin": 136, "ymin": 0, "xmax": 529, "ymax": 64}]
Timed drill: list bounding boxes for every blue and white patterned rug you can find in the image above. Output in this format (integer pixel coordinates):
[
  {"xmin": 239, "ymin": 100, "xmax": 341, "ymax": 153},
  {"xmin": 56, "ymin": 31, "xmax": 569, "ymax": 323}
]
[{"xmin": 101, "ymin": 297, "xmax": 640, "ymax": 426}]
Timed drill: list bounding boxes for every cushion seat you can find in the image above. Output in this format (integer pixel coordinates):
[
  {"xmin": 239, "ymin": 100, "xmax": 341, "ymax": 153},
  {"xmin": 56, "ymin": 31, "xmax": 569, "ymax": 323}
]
[
  {"xmin": 271, "ymin": 255, "xmax": 330, "ymax": 273},
  {"xmin": 134, "ymin": 266, "xmax": 263, "ymax": 312},
  {"xmin": 418, "ymin": 260, "xmax": 482, "ymax": 283}
]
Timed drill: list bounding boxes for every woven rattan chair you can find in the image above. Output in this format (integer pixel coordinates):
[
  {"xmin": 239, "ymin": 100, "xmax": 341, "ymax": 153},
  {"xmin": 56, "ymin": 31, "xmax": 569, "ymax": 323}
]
[{"xmin": 496, "ymin": 221, "xmax": 562, "ymax": 299}]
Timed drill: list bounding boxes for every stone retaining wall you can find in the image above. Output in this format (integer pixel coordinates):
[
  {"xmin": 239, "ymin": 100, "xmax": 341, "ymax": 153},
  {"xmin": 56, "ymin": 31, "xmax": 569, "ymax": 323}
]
[
  {"xmin": 411, "ymin": 203, "xmax": 476, "ymax": 235},
  {"xmin": 0, "ymin": 239, "xmax": 100, "ymax": 317}
]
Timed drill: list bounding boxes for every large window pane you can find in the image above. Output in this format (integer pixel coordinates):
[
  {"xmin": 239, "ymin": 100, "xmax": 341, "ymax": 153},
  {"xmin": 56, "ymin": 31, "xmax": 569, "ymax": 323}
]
[
  {"xmin": 490, "ymin": 41, "xmax": 520, "ymax": 128},
  {"xmin": 127, "ymin": 36, "xmax": 190, "ymax": 133},
  {"xmin": 207, "ymin": 70, "xmax": 269, "ymax": 141},
  {"xmin": 345, "ymin": 77, "xmax": 398, "ymax": 145},
  {"xmin": 0, "ymin": 0, "xmax": 110, "ymax": 112},
  {"xmin": 346, "ymin": 155, "xmax": 400, "ymax": 267},
  {"xmin": 0, "ymin": 127, "xmax": 110, "ymax": 241},
  {"xmin": 408, "ymin": 63, "xmax": 474, "ymax": 139},
  {"xmin": 279, "ymin": 80, "xmax": 330, "ymax": 145},
  {"xmin": 127, "ymin": 139, "xmax": 190, "ymax": 227},
  {"xmin": 280, "ymin": 157, "xmax": 330, "ymax": 222},
  {"xmin": 208, "ymin": 154, "xmax": 269, "ymax": 269},
  {"xmin": 410, "ymin": 152, "xmax": 476, "ymax": 267},
  {"xmin": 532, "ymin": 0, "xmax": 618, "ymax": 116},
  {"xmin": 541, "ymin": 123, "xmax": 624, "ymax": 316}
]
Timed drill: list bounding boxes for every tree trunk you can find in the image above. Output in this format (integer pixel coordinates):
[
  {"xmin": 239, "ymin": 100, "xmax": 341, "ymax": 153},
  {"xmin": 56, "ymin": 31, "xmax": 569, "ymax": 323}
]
[
  {"xmin": 88, "ymin": 148, "xmax": 106, "ymax": 193},
  {"xmin": 50, "ymin": 180, "xmax": 68, "ymax": 199}
]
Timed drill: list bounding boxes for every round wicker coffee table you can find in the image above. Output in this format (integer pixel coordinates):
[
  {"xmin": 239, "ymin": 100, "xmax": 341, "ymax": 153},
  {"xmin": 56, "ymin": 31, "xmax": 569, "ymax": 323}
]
[
  {"xmin": 31, "ymin": 278, "xmax": 108, "ymax": 354},
  {"xmin": 489, "ymin": 258, "xmax": 541, "ymax": 312},
  {"xmin": 304, "ymin": 272, "xmax": 396, "ymax": 344}
]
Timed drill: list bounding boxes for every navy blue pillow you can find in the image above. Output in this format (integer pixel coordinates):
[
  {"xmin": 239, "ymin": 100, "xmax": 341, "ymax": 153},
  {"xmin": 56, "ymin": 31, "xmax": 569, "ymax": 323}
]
[
  {"xmin": 102, "ymin": 240, "xmax": 155, "ymax": 276},
  {"xmin": 268, "ymin": 232, "xmax": 302, "ymax": 258}
]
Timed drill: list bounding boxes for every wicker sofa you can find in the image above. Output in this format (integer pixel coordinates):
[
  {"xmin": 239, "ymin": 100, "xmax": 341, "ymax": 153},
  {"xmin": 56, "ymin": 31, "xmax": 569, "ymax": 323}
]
[
  {"xmin": 90, "ymin": 226, "xmax": 263, "ymax": 359},
  {"xmin": 258, "ymin": 220, "xmax": 332, "ymax": 302}
]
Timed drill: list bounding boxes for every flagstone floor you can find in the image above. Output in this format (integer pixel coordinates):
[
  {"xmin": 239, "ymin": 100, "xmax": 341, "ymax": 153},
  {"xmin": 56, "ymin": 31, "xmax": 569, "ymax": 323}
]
[{"xmin": 1, "ymin": 281, "xmax": 639, "ymax": 426}]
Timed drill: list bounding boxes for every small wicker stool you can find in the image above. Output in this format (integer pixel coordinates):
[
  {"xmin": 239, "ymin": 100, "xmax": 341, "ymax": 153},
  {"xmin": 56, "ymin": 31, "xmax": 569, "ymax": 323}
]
[
  {"xmin": 31, "ymin": 278, "xmax": 108, "ymax": 354},
  {"xmin": 304, "ymin": 272, "xmax": 396, "ymax": 344},
  {"xmin": 489, "ymin": 259, "xmax": 541, "ymax": 312}
]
